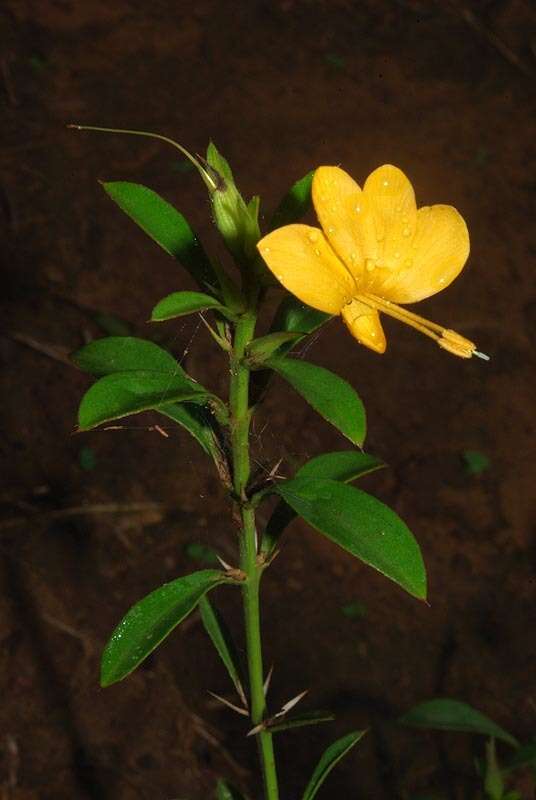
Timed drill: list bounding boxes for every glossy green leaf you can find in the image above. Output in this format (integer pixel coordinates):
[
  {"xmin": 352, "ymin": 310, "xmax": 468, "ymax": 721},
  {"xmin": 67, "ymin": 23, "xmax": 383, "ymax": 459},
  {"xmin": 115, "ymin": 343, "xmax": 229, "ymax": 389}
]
[
  {"xmin": 158, "ymin": 402, "xmax": 223, "ymax": 458},
  {"xmin": 151, "ymin": 291, "xmax": 226, "ymax": 322},
  {"xmin": 200, "ymin": 596, "xmax": 244, "ymax": 700},
  {"xmin": 399, "ymin": 699, "xmax": 518, "ymax": 747},
  {"xmin": 269, "ymin": 170, "xmax": 314, "ymax": 231},
  {"xmin": 78, "ymin": 370, "xmax": 210, "ymax": 431},
  {"xmin": 263, "ymin": 450, "xmax": 385, "ymax": 554},
  {"xmin": 72, "ymin": 336, "xmax": 180, "ymax": 376},
  {"xmin": 101, "ymin": 570, "xmax": 227, "ymax": 686},
  {"xmin": 267, "ymin": 357, "xmax": 366, "ymax": 446},
  {"xmin": 246, "ymin": 331, "xmax": 303, "ymax": 365},
  {"xmin": 302, "ymin": 731, "xmax": 365, "ymax": 800},
  {"xmin": 277, "ymin": 478, "xmax": 426, "ymax": 599},
  {"xmin": 101, "ymin": 182, "xmax": 218, "ymax": 290},
  {"xmin": 216, "ymin": 780, "xmax": 245, "ymax": 800},
  {"xmin": 268, "ymin": 710, "xmax": 335, "ymax": 734},
  {"xmin": 270, "ymin": 296, "xmax": 331, "ymax": 355}
]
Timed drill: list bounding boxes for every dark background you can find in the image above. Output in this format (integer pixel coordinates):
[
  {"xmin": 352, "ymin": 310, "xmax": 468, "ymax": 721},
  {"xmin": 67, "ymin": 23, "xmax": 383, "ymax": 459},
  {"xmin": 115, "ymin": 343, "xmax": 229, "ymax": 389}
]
[{"xmin": 1, "ymin": 1, "xmax": 535, "ymax": 798}]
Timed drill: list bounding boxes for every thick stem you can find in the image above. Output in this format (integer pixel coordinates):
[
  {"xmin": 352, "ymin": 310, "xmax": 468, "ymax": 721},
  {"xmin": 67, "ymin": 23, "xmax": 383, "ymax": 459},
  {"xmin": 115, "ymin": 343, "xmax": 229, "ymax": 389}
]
[{"xmin": 230, "ymin": 312, "xmax": 280, "ymax": 800}]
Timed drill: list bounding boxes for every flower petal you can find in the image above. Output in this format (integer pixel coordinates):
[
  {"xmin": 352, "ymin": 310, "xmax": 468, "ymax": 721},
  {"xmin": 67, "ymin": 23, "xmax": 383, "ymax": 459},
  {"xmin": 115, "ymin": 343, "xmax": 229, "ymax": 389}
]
[
  {"xmin": 312, "ymin": 166, "xmax": 366, "ymax": 283},
  {"xmin": 382, "ymin": 204, "xmax": 470, "ymax": 303},
  {"xmin": 341, "ymin": 299, "xmax": 386, "ymax": 353},
  {"xmin": 257, "ymin": 224, "xmax": 355, "ymax": 315},
  {"xmin": 361, "ymin": 164, "xmax": 417, "ymax": 275}
]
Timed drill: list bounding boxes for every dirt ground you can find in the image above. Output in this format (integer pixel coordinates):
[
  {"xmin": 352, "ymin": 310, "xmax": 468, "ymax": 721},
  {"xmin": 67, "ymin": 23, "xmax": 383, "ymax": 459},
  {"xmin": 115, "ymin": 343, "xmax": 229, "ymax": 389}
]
[{"xmin": 1, "ymin": 1, "xmax": 536, "ymax": 798}]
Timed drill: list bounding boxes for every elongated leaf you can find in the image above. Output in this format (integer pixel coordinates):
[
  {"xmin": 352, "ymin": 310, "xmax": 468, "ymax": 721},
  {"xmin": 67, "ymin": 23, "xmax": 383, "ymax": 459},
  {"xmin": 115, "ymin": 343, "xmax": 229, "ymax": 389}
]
[
  {"xmin": 216, "ymin": 780, "xmax": 245, "ymax": 800},
  {"xmin": 102, "ymin": 182, "xmax": 218, "ymax": 290},
  {"xmin": 101, "ymin": 570, "xmax": 227, "ymax": 686},
  {"xmin": 72, "ymin": 336, "xmax": 180, "ymax": 375},
  {"xmin": 268, "ymin": 710, "xmax": 335, "ymax": 734},
  {"xmin": 267, "ymin": 357, "xmax": 366, "ymax": 446},
  {"xmin": 399, "ymin": 699, "xmax": 518, "ymax": 747},
  {"xmin": 263, "ymin": 451, "xmax": 385, "ymax": 554},
  {"xmin": 158, "ymin": 402, "xmax": 222, "ymax": 458},
  {"xmin": 504, "ymin": 739, "xmax": 536, "ymax": 773},
  {"xmin": 246, "ymin": 331, "xmax": 303, "ymax": 365},
  {"xmin": 199, "ymin": 596, "xmax": 244, "ymax": 700},
  {"xmin": 302, "ymin": 731, "xmax": 365, "ymax": 800},
  {"xmin": 78, "ymin": 370, "xmax": 210, "ymax": 431},
  {"xmin": 270, "ymin": 296, "xmax": 331, "ymax": 357},
  {"xmin": 277, "ymin": 478, "xmax": 426, "ymax": 599},
  {"xmin": 151, "ymin": 291, "xmax": 226, "ymax": 321},
  {"xmin": 269, "ymin": 170, "xmax": 314, "ymax": 231}
]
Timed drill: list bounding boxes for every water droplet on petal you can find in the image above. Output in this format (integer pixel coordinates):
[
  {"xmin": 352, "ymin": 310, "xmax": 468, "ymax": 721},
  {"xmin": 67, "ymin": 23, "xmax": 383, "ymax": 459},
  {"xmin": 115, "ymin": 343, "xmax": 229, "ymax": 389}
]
[
  {"xmin": 365, "ymin": 258, "xmax": 376, "ymax": 272},
  {"xmin": 350, "ymin": 253, "xmax": 358, "ymax": 262},
  {"xmin": 308, "ymin": 230, "xmax": 319, "ymax": 243},
  {"xmin": 395, "ymin": 203, "xmax": 403, "ymax": 212},
  {"xmin": 314, "ymin": 248, "xmax": 321, "ymax": 256},
  {"xmin": 402, "ymin": 226, "xmax": 412, "ymax": 237},
  {"xmin": 263, "ymin": 247, "xmax": 271, "ymax": 254},
  {"xmin": 382, "ymin": 179, "xmax": 389, "ymax": 187},
  {"xmin": 327, "ymin": 226, "xmax": 335, "ymax": 234},
  {"xmin": 438, "ymin": 277, "xmax": 446, "ymax": 285},
  {"xmin": 393, "ymin": 251, "xmax": 400, "ymax": 259},
  {"xmin": 404, "ymin": 258, "xmax": 413, "ymax": 268},
  {"xmin": 355, "ymin": 205, "xmax": 361, "ymax": 214}
]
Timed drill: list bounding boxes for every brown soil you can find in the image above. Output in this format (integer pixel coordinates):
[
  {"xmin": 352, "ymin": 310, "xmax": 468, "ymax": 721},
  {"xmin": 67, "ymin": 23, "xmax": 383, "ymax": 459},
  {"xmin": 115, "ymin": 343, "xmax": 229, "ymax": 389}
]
[{"xmin": 1, "ymin": 1, "xmax": 535, "ymax": 798}]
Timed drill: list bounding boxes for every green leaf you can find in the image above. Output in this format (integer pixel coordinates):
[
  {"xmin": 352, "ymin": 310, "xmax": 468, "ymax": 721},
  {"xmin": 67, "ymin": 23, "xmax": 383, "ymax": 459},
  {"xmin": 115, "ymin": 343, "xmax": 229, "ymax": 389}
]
[
  {"xmin": 72, "ymin": 336, "xmax": 180, "ymax": 376},
  {"xmin": 399, "ymin": 699, "xmax": 518, "ymax": 747},
  {"xmin": 269, "ymin": 170, "xmax": 314, "ymax": 231},
  {"xmin": 276, "ymin": 478, "xmax": 426, "ymax": 599},
  {"xmin": 268, "ymin": 710, "xmax": 335, "ymax": 734},
  {"xmin": 101, "ymin": 182, "xmax": 218, "ymax": 291},
  {"xmin": 504, "ymin": 738, "xmax": 536, "ymax": 773},
  {"xmin": 302, "ymin": 730, "xmax": 365, "ymax": 800},
  {"xmin": 246, "ymin": 331, "xmax": 303, "ymax": 365},
  {"xmin": 216, "ymin": 780, "xmax": 245, "ymax": 800},
  {"xmin": 200, "ymin": 596, "xmax": 244, "ymax": 700},
  {"xmin": 101, "ymin": 570, "xmax": 227, "ymax": 686},
  {"xmin": 78, "ymin": 371, "xmax": 210, "ymax": 431},
  {"xmin": 158, "ymin": 402, "xmax": 223, "ymax": 458},
  {"xmin": 151, "ymin": 291, "xmax": 226, "ymax": 322},
  {"xmin": 263, "ymin": 450, "xmax": 384, "ymax": 554},
  {"xmin": 267, "ymin": 357, "xmax": 366, "ymax": 446}
]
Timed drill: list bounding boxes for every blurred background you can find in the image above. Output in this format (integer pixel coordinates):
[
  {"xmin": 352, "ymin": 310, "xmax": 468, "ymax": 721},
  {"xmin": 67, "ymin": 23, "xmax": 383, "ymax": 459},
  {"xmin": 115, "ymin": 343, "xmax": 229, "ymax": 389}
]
[{"xmin": 1, "ymin": 1, "xmax": 535, "ymax": 798}]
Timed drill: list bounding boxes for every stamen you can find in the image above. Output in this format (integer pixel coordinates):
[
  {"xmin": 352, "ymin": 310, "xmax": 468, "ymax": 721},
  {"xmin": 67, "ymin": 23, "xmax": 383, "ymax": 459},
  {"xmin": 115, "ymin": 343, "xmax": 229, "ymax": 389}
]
[{"xmin": 356, "ymin": 292, "xmax": 485, "ymax": 360}]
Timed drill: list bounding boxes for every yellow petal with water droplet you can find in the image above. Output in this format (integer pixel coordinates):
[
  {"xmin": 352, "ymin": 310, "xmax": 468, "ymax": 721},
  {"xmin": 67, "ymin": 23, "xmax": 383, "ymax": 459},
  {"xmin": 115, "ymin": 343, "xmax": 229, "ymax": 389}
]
[
  {"xmin": 361, "ymin": 164, "xmax": 417, "ymax": 280},
  {"xmin": 383, "ymin": 204, "xmax": 470, "ymax": 303},
  {"xmin": 312, "ymin": 166, "xmax": 366, "ymax": 284},
  {"xmin": 257, "ymin": 224, "xmax": 356, "ymax": 314},
  {"xmin": 341, "ymin": 299, "xmax": 386, "ymax": 353}
]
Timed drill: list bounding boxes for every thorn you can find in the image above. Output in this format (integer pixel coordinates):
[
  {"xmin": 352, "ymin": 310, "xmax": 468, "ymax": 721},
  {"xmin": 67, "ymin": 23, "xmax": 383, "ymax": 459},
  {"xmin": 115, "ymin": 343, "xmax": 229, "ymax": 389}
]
[
  {"xmin": 236, "ymin": 681, "xmax": 248, "ymax": 709},
  {"xmin": 263, "ymin": 665, "xmax": 274, "ymax": 698},
  {"xmin": 279, "ymin": 689, "xmax": 308, "ymax": 716},
  {"xmin": 473, "ymin": 349, "xmax": 490, "ymax": 361},
  {"xmin": 207, "ymin": 691, "xmax": 249, "ymax": 717},
  {"xmin": 247, "ymin": 721, "xmax": 266, "ymax": 737},
  {"xmin": 151, "ymin": 424, "xmax": 170, "ymax": 438},
  {"xmin": 216, "ymin": 555, "xmax": 233, "ymax": 571}
]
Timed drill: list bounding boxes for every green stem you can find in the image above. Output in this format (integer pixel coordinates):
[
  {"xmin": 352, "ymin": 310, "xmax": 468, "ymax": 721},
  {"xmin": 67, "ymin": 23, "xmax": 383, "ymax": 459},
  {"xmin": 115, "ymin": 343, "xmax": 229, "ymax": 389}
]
[{"xmin": 230, "ymin": 312, "xmax": 280, "ymax": 800}]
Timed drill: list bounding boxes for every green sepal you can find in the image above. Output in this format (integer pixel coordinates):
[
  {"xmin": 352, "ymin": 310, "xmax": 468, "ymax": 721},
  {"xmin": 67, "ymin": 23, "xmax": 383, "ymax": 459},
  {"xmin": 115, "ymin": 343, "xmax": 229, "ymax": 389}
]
[
  {"xmin": 276, "ymin": 478, "xmax": 426, "ymax": 600},
  {"xmin": 101, "ymin": 181, "xmax": 219, "ymax": 293},
  {"xmin": 302, "ymin": 731, "xmax": 366, "ymax": 800},
  {"xmin": 101, "ymin": 570, "xmax": 231, "ymax": 686},
  {"xmin": 262, "ymin": 450, "xmax": 385, "ymax": 554},
  {"xmin": 399, "ymin": 699, "xmax": 518, "ymax": 747},
  {"xmin": 269, "ymin": 170, "xmax": 314, "ymax": 231},
  {"xmin": 206, "ymin": 142, "xmax": 260, "ymax": 264}
]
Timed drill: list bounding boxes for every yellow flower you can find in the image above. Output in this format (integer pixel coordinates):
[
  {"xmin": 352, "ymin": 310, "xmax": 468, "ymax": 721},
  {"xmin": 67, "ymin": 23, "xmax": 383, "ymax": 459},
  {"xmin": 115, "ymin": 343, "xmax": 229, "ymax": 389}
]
[{"xmin": 258, "ymin": 165, "xmax": 487, "ymax": 359}]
